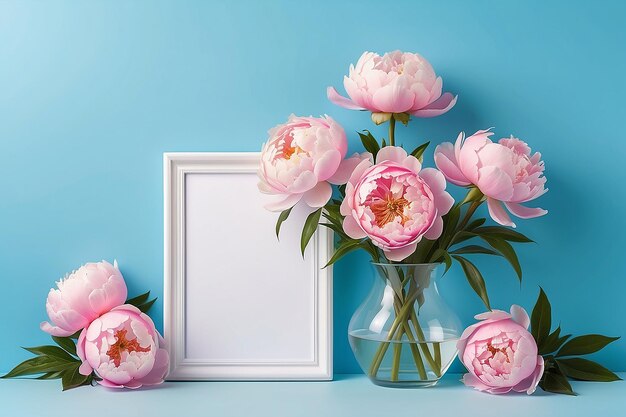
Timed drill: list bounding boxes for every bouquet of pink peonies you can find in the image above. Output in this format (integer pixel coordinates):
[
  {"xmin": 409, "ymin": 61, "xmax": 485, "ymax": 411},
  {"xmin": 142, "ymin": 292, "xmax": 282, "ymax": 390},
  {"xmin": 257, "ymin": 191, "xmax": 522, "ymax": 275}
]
[
  {"xmin": 2, "ymin": 261, "xmax": 168, "ymax": 390},
  {"xmin": 258, "ymin": 50, "xmax": 619, "ymax": 392}
]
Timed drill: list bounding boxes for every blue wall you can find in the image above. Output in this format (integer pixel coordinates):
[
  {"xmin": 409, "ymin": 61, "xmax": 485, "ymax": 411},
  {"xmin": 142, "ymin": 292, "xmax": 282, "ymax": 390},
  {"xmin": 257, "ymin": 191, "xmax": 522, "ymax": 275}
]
[{"xmin": 1, "ymin": 0, "xmax": 625, "ymax": 374}]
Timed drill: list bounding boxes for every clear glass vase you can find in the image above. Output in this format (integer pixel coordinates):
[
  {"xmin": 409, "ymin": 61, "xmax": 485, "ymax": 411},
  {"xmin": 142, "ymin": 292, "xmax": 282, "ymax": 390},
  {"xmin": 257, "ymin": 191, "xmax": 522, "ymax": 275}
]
[{"xmin": 348, "ymin": 263, "xmax": 462, "ymax": 388}]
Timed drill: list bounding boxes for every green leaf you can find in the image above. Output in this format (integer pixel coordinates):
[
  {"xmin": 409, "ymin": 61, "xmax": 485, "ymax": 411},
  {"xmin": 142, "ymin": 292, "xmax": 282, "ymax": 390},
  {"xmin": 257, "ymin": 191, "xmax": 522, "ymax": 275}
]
[
  {"xmin": 52, "ymin": 336, "xmax": 77, "ymax": 357},
  {"xmin": 540, "ymin": 366, "xmax": 576, "ymax": 395},
  {"xmin": 2, "ymin": 355, "xmax": 77, "ymax": 379},
  {"xmin": 36, "ymin": 371, "xmax": 63, "ymax": 380},
  {"xmin": 556, "ymin": 335, "xmax": 620, "ymax": 357},
  {"xmin": 358, "ymin": 130, "xmax": 380, "ymax": 157},
  {"xmin": 23, "ymin": 345, "xmax": 75, "ymax": 362},
  {"xmin": 556, "ymin": 358, "xmax": 621, "ymax": 382},
  {"xmin": 473, "ymin": 226, "xmax": 534, "ymax": 243},
  {"xmin": 410, "ymin": 141, "xmax": 430, "ymax": 161},
  {"xmin": 275, "ymin": 207, "xmax": 293, "ymax": 239},
  {"xmin": 452, "ymin": 255, "xmax": 490, "ymax": 310},
  {"xmin": 126, "ymin": 291, "xmax": 150, "ymax": 306},
  {"xmin": 465, "ymin": 218, "xmax": 486, "ymax": 231},
  {"xmin": 449, "ymin": 245, "xmax": 500, "ymax": 256},
  {"xmin": 530, "ymin": 287, "xmax": 551, "ymax": 347},
  {"xmin": 137, "ymin": 298, "xmax": 157, "ymax": 313},
  {"xmin": 539, "ymin": 326, "xmax": 571, "ymax": 355},
  {"xmin": 300, "ymin": 208, "xmax": 323, "ymax": 256},
  {"xmin": 451, "ymin": 231, "xmax": 476, "ymax": 246},
  {"xmin": 442, "ymin": 251, "xmax": 452, "ymax": 274},
  {"xmin": 480, "ymin": 235, "xmax": 522, "ymax": 281},
  {"xmin": 381, "ymin": 138, "xmax": 387, "ymax": 148},
  {"xmin": 61, "ymin": 363, "xmax": 92, "ymax": 391},
  {"xmin": 324, "ymin": 240, "xmax": 362, "ymax": 268}
]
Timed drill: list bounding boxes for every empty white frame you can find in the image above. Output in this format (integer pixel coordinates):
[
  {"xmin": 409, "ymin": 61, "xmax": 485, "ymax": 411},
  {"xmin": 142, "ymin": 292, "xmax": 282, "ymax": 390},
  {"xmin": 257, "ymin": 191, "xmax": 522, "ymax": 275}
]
[{"xmin": 164, "ymin": 152, "xmax": 332, "ymax": 380}]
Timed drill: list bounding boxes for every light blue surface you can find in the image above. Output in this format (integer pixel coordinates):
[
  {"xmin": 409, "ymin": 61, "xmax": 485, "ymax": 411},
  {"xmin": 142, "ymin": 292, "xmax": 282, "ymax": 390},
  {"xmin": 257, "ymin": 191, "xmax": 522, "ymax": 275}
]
[
  {"xmin": 0, "ymin": 0, "xmax": 625, "ymax": 376},
  {"xmin": 1, "ymin": 375, "xmax": 625, "ymax": 417}
]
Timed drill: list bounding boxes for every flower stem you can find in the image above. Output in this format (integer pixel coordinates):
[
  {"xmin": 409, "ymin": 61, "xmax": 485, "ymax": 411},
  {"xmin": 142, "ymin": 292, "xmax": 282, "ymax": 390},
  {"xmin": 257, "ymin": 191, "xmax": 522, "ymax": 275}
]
[
  {"xmin": 456, "ymin": 199, "xmax": 482, "ymax": 233},
  {"xmin": 388, "ymin": 117, "xmax": 396, "ymax": 146}
]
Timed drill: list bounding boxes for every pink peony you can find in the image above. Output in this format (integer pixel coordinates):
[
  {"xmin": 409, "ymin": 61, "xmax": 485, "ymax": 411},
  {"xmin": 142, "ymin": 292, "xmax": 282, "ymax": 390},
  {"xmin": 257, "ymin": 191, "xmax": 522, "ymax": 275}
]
[
  {"xmin": 457, "ymin": 305, "xmax": 544, "ymax": 395},
  {"xmin": 40, "ymin": 261, "xmax": 128, "ymax": 337},
  {"xmin": 77, "ymin": 304, "xmax": 169, "ymax": 389},
  {"xmin": 340, "ymin": 146, "xmax": 454, "ymax": 261},
  {"xmin": 327, "ymin": 50, "xmax": 457, "ymax": 118},
  {"xmin": 258, "ymin": 114, "xmax": 357, "ymax": 211},
  {"xmin": 434, "ymin": 130, "xmax": 547, "ymax": 227}
]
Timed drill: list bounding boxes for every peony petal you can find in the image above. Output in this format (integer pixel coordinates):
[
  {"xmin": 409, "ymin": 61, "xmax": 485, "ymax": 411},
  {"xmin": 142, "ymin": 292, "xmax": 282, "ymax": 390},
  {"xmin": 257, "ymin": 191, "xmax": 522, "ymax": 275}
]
[
  {"xmin": 303, "ymin": 182, "xmax": 332, "ymax": 208},
  {"xmin": 461, "ymin": 373, "xmax": 493, "ymax": 392},
  {"xmin": 328, "ymin": 153, "xmax": 371, "ymax": 185},
  {"xmin": 504, "ymin": 202, "xmax": 548, "ymax": 219},
  {"xmin": 434, "ymin": 143, "xmax": 470, "ymax": 186},
  {"xmin": 384, "ymin": 242, "xmax": 418, "ymax": 262},
  {"xmin": 423, "ymin": 216, "xmax": 443, "ymax": 240},
  {"xmin": 376, "ymin": 146, "xmax": 408, "ymax": 164},
  {"xmin": 342, "ymin": 215, "xmax": 367, "ymax": 239},
  {"xmin": 410, "ymin": 93, "xmax": 457, "ymax": 118},
  {"xmin": 327, "ymin": 86, "xmax": 366, "ymax": 110},
  {"xmin": 487, "ymin": 197, "xmax": 516, "ymax": 228},
  {"xmin": 371, "ymin": 77, "xmax": 415, "ymax": 113},
  {"xmin": 476, "ymin": 166, "xmax": 514, "ymax": 201},
  {"xmin": 313, "ymin": 150, "xmax": 342, "ymax": 182},
  {"xmin": 40, "ymin": 321, "xmax": 75, "ymax": 337},
  {"xmin": 510, "ymin": 304, "xmax": 531, "ymax": 329},
  {"xmin": 263, "ymin": 193, "xmax": 302, "ymax": 212}
]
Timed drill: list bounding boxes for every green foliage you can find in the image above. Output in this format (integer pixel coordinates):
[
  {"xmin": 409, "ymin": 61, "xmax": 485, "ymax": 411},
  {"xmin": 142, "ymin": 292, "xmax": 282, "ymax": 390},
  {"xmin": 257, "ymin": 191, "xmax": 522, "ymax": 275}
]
[
  {"xmin": 451, "ymin": 255, "xmax": 490, "ymax": 310},
  {"xmin": 275, "ymin": 207, "xmax": 292, "ymax": 239},
  {"xmin": 2, "ymin": 336, "xmax": 94, "ymax": 391},
  {"xmin": 127, "ymin": 291, "xmax": 157, "ymax": 313},
  {"xmin": 358, "ymin": 130, "xmax": 380, "ymax": 157},
  {"xmin": 531, "ymin": 289, "xmax": 621, "ymax": 395},
  {"xmin": 300, "ymin": 208, "xmax": 323, "ymax": 256},
  {"xmin": 409, "ymin": 141, "xmax": 430, "ymax": 162}
]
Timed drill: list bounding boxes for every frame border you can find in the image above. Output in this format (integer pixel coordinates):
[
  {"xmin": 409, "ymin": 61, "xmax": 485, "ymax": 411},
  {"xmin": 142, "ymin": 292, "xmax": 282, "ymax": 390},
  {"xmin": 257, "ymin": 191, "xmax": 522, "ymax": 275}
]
[{"xmin": 164, "ymin": 152, "xmax": 333, "ymax": 380}]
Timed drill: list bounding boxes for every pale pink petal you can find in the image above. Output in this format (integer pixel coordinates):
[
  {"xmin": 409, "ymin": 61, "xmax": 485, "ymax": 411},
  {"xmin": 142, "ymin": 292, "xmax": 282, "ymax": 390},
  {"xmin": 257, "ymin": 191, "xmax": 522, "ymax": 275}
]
[
  {"xmin": 328, "ymin": 153, "xmax": 372, "ymax": 185},
  {"xmin": 327, "ymin": 86, "xmax": 366, "ymax": 110},
  {"xmin": 136, "ymin": 348, "xmax": 169, "ymax": 386},
  {"xmin": 434, "ymin": 142, "xmax": 470, "ymax": 186},
  {"xmin": 371, "ymin": 77, "xmax": 415, "ymax": 113},
  {"xmin": 376, "ymin": 146, "xmax": 408, "ymax": 164},
  {"xmin": 303, "ymin": 182, "xmax": 332, "ymax": 208},
  {"xmin": 40, "ymin": 321, "xmax": 75, "ymax": 337},
  {"xmin": 313, "ymin": 150, "xmax": 342, "ymax": 182},
  {"xmin": 487, "ymin": 197, "xmax": 516, "ymax": 228},
  {"xmin": 288, "ymin": 171, "xmax": 318, "ymax": 194},
  {"xmin": 410, "ymin": 93, "xmax": 457, "ymax": 117},
  {"xmin": 474, "ymin": 309, "xmax": 511, "ymax": 321},
  {"xmin": 263, "ymin": 193, "xmax": 302, "ymax": 212},
  {"xmin": 423, "ymin": 216, "xmax": 443, "ymax": 240},
  {"xmin": 504, "ymin": 202, "xmax": 548, "ymax": 219},
  {"xmin": 510, "ymin": 305, "xmax": 531, "ymax": 329},
  {"xmin": 79, "ymin": 361, "xmax": 93, "ymax": 376},
  {"xmin": 462, "ymin": 373, "xmax": 493, "ymax": 392},
  {"xmin": 384, "ymin": 242, "xmax": 418, "ymax": 261},
  {"xmin": 477, "ymin": 166, "xmax": 514, "ymax": 201},
  {"xmin": 342, "ymin": 215, "xmax": 367, "ymax": 239}
]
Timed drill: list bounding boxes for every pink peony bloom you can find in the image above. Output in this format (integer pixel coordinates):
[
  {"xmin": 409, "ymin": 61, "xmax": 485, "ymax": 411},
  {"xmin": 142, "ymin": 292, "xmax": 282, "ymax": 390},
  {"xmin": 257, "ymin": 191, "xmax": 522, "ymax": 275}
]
[
  {"xmin": 258, "ymin": 114, "xmax": 356, "ymax": 212},
  {"xmin": 77, "ymin": 304, "xmax": 169, "ymax": 389},
  {"xmin": 40, "ymin": 261, "xmax": 128, "ymax": 337},
  {"xmin": 340, "ymin": 146, "xmax": 454, "ymax": 261},
  {"xmin": 457, "ymin": 305, "xmax": 544, "ymax": 395},
  {"xmin": 327, "ymin": 50, "xmax": 457, "ymax": 118},
  {"xmin": 434, "ymin": 130, "xmax": 547, "ymax": 227}
]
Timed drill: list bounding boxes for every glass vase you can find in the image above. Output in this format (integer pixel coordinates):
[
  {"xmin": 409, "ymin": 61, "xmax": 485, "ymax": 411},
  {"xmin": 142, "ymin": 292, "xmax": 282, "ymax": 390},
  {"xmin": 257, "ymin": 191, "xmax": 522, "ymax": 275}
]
[{"xmin": 348, "ymin": 263, "xmax": 462, "ymax": 388}]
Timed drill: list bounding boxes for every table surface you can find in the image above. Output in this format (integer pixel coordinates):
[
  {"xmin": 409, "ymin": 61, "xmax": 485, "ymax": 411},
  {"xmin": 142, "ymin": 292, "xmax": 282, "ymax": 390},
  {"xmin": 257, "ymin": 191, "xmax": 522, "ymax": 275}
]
[{"xmin": 1, "ymin": 373, "xmax": 625, "ymax": 417}]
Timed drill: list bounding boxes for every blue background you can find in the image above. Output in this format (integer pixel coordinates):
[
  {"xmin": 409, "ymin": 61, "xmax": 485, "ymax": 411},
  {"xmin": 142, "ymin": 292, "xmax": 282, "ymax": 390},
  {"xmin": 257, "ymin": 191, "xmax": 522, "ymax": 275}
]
[{"xmin": 1, "ymin": 0, "xmax": 624, "ymax": 375}]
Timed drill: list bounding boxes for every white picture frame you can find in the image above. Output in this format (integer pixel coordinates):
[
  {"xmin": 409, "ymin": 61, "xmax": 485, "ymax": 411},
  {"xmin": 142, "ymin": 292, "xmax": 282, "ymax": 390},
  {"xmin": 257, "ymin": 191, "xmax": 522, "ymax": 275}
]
[{"xmin": 163, "ymin": 152, "xmax": 333, "ymax": 381}]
